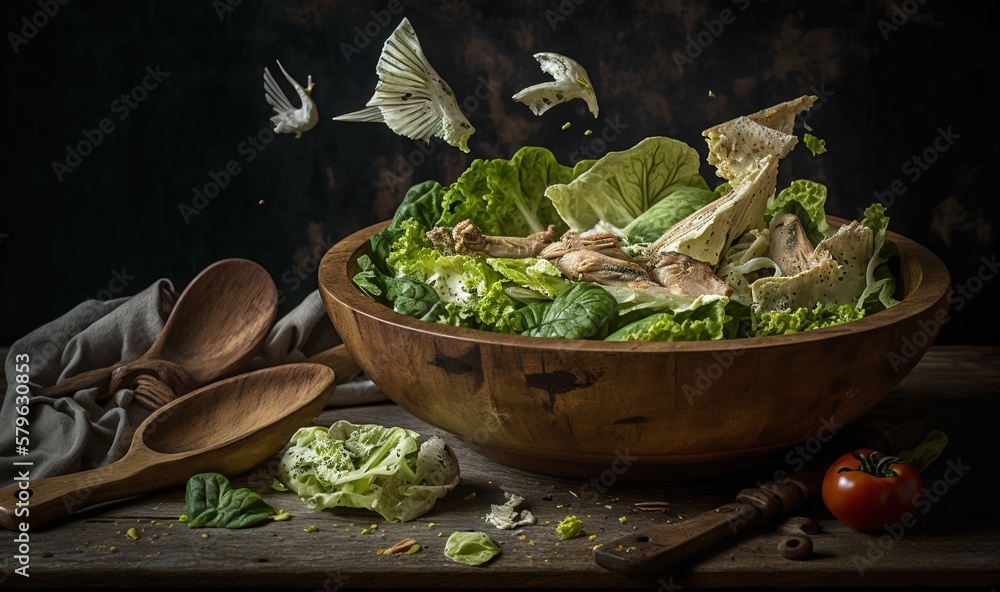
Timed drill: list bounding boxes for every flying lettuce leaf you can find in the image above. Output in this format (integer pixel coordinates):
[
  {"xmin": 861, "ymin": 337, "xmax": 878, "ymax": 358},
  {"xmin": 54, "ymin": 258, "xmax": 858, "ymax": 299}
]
[
  {"xmin": 545, "ymin": 136, "xmax": 710, "ymax": 234},
  {"xmin": 278, "ymin": 421, "xmax": 460, "ymax": 523}
]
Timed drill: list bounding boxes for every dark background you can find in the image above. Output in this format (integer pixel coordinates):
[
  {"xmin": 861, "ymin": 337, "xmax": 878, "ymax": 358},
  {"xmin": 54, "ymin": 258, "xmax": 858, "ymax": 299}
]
[{"xmin": 2, "ymin": 0, "xmax": 996, "ymax": 345}]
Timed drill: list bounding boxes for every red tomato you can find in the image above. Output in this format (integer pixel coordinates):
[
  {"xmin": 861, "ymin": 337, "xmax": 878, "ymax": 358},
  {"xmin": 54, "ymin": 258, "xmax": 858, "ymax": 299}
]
[{"xmin": 821, "ymin": 448, "xmax": 923, "ymax": 533}]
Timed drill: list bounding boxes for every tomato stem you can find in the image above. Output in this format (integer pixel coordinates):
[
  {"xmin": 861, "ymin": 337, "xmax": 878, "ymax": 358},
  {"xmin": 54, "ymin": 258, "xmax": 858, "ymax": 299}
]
[{"xmin": 836, "ymin": 451, "xmax": 905, "ymax": 477}]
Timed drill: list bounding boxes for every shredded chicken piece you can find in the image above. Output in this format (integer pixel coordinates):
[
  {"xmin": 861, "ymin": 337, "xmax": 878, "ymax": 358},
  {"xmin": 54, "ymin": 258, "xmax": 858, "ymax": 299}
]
[
  {"xmin": 647, "ymin": 251, "xmax": 733, "ymax": 299},
  {"xmin": 449, "ymin": 220, "xmax": 554, "ymax": 258},
  {"xmin": 538, "ymin": 231, "xmax": 630, "ymax": 261},
  {"xmin": 554, "ymin": 249, "xmax": 650, "ymax": 284},
  {"xmin": 768, "ymin": 213, "xmax": 816, "ymax": 276}
]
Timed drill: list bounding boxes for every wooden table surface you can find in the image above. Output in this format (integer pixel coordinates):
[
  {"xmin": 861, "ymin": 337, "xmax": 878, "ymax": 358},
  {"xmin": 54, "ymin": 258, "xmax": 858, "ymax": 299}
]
[{"xmin": 2, "ymin": 346, "xmax": 998, "ymax": 590}]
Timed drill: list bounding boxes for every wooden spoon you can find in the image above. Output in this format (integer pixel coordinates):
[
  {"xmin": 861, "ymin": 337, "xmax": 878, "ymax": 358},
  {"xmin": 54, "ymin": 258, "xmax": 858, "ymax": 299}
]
[
  {"xmin": 0, "ymin": 363, "xmax": 335, "ymax": 531},
  {"xmin": 37, "ymin": 258, "xmax": 278, "ymax": 408}
]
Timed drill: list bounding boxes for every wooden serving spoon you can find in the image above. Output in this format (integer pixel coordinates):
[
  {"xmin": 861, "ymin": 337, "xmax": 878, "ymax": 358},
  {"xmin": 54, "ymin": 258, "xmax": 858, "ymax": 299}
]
[
  {"xmin": 0, "ymin": 363, "xmax": 335, "ymax": 531},
  {"xmin": 37, "ymin": 258, "xmax": 278, "ymax": 409}
]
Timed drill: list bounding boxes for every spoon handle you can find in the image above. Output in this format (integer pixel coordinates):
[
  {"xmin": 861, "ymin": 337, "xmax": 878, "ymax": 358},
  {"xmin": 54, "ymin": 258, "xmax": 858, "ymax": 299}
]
[
  {"xmin": 0, "ymin": 454, "xmax": 151, "ymax": 531},
  {"xmin": 34, "ymin": 365, "xmax": 117, "ymax": 398}
]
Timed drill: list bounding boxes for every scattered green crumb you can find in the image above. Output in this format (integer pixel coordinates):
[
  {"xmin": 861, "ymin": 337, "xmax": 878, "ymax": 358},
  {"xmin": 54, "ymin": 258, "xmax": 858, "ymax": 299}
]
[
  {"xmin": 178, "ymin": 514, "xmax": 188, "ymax": 523},
  {"xmin": 588, "ymin": 534, "xmax": 598, "ymax": 541},
  {"xmin": 304, "ymin": 525, "xmax": 318, "ymax": 533},
  {"xmin": 584, "ymin": 129, "xmax": 593, "ymax": 136},
  {"xmin": 561, "ymin": 122, "xmax": 571, "ymax": 130},
  {"xmin": 370, "ymin": 524, "xmax": 378, "ymax": 530},
  {"xmin": 270, "ymin": 478, "xmax": 288, "ymax": 492},
  {"xmin": 126, "ymin": 528, "xmax": 140, "ymax": 540},
  {"xmin": 464, "ymin": 492, "xmax": 477, "ymax": 500},
  {"xmin": 272, "ymin": 509, "xmax": 291, "ymax": 522},
  {"xmin": 360, "ymin": 528, "xmax": 370, "ymax": 535},
  {"xmin": 557, "ymin": 515, "xmax": 583, "ymax": 540},
  {"xmin": 619, "ymin": 516, "xmax": 628, "ymax": 524},
  {"xmin": 427, "ymin": 522, "xmax": 435, "ymax": 528},
  {"xmin": 708, "ymin": 90, "xmax": 716, "ymax": 97}
]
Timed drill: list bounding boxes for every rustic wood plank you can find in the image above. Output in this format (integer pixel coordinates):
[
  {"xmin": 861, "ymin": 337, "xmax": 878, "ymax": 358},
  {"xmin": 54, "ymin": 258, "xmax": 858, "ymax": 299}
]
[{"xmin": 3, "ymin": 347, "xmax": 999, "ymax": 589}]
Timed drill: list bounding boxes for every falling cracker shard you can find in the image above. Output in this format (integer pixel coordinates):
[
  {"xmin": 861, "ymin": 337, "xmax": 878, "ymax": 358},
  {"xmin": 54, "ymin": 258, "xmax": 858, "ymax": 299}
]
[
  {"xmin": 513, "ymin": 52, "xmax": 599, "ymax": 118},
  {"xmin": 332, "ymin": 17, "xmax": 475, "ymax": 153}
]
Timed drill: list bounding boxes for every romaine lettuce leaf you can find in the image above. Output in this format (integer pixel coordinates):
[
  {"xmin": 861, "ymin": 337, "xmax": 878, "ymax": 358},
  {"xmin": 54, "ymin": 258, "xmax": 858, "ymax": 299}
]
[
  {"xmin": 623, "ymin": 186, "xmax": 717, "ymax": 244},
  {"xmin": 545, "ymin": 136, "xmax": 709, "ymax": 233},
  {"xmin": 278, "ymin": 421, "xmax": 460, "ymax": 523}
]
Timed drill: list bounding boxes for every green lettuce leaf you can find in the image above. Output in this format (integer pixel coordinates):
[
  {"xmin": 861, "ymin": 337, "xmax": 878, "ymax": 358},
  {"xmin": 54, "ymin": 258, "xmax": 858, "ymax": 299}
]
[
  {"xmin": 752, "ymin": 302, "xmax": 865, "ymax": 336},
  {"xmin": 437, "ymin": 147, "xmax": 595, "ymax": 237},
  {"xmin": 526, "ymin": 283, "xmax": 618, "ymax": 340},
  {"xmin": 371, "ymin": 180, "xmax": 447, "ymax": 268},
  {"xmin": 443, "ymin": 532, "xmax": 501, "ymax": 566},
  {"xmin": 185, "ymin": 473, "xmax": 277, "ymax": 529},
  {"xmin": 765, "ymin": 179, "xmax": 836, "ymax": 245},
  {"xmin": 605, "ymin": 299, "xmax": 731, "ymax": 342},
  {"xmin": 803, "ymin": 133, "xmax": 827, "ymax": 156},
  {"xmin": 487, "ymin": 257, "xmax": 571, "ymax": 299},
  {"xmin": 545, "ymin": 136, "xmax": 710, "ymax": 233},
  {"xmin": 857, "ymin": 203, "xmax": 899, "ymax": 313},
  {"xmin": 278, "ymin": 421, "xmax": 460, "ymax": 523},
  {"xmin": 623, "ymin": 186, "xmax": 718, "ymax": 244}
]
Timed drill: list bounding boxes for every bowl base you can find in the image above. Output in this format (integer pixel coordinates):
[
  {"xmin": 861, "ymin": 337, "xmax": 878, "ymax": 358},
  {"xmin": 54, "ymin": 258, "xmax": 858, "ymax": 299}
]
[{"xmin": 463, "ymin": 440, "xmax": 784, "ymax": 482}]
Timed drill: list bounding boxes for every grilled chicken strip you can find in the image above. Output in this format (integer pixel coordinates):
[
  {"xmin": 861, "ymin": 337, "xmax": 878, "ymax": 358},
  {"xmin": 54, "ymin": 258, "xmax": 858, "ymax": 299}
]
[
  {"xmin": 538, "ymin": 231, "xmax": 630, "ymax": 261},
  {"xmin": 768, "ymin": 213, "xmax": 816, "ymax": 276},
  {"xmin": 430, "ymin": 220, "xmax": 555, "ymax": 258},
  {"xmin": 647, "ymin": 251, "xmax": 733, "ymax": 299},
  {"xmin": 554, "ymin": 249, "xmax": 651, "ymax": 284}
]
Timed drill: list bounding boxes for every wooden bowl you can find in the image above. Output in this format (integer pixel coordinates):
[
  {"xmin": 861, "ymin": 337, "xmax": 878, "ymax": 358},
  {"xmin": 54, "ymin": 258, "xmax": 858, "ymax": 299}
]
[{"xmin": 318, "ymin": 218, "xmax": 951, "ymax": 481}]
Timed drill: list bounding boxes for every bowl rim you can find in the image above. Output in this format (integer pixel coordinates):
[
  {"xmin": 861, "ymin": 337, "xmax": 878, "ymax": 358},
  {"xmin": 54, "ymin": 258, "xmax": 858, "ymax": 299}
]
[{"xmin": 319, "ymin": 216, "xmax": 952, "ymax": 353}]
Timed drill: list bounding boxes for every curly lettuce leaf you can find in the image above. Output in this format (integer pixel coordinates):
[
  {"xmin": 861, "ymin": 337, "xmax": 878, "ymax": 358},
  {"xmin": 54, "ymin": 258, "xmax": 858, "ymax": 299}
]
[
  {"xmin": 545, "ymin": 136, "xmax": 710, "ymax": 233},
  {"xmin": 278, "ymin": 421, "xmax": 460, "ymax": 523},
  {"xmin": 437, "ymin": 146, "xmax": 595, "ymax": 237},
  {"xmin": 370, "ymin": 180, "xmax": 447, "ymax": 268},
  {"xmin": 803, "ymin": 133, "xmax": 827, "ymax": 156},
  {"xmin": 752, "ymin": 302, "xmax": 864, "ymax": 336},
  {"xmin": 765, "ymin": 179, "xmax": 836, "ymax": 245},
  {"xmin": 857, "ymin": 203, "xmax": 899, "ymax": 313},
  {"xmin": 605, "ymin": 298, "xmax": 731, "ymax": 342},
  {"xmin": 487, "ymin": 257, "xmax": 570, "ymax": 299}
]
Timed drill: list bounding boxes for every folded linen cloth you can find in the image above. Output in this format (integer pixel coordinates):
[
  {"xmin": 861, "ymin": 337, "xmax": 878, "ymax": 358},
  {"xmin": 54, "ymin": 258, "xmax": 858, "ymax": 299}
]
[{"xmin": 1, "ymin": 280, "xmax": 386, "ymax": 487}]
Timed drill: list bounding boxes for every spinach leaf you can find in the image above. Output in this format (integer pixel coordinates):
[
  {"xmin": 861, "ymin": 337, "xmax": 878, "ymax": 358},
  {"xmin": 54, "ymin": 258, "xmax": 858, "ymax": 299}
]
[
  {"xmin": 526, "ymin": 283, "xmax": 617, "ymax": 340},
  {"xmin": 185, "ymin": 473, "xmax": 277, "ymax": 529}
]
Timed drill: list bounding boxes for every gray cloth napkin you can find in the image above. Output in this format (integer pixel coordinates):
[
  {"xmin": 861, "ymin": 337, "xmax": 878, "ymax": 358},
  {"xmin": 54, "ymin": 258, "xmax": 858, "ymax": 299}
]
[{"xmin": 1, "ymin": 281, "xmax": 386, "ymax": 487}]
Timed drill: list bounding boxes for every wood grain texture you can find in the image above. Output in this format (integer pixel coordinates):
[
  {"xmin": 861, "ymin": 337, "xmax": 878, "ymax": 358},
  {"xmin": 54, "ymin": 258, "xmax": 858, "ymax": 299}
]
[
  {"xmin": 0, "ymin": 364, "xmax": 335, "ymax": 531},
  {"xmin": 317, "ymin": 219, "xmax": 953, "ymax": 480}
]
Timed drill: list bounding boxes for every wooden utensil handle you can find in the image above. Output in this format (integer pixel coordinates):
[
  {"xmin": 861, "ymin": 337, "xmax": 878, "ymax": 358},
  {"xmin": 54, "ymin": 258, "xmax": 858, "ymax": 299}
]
[
  {"xmin": 307, "ymin": 344, "xmax": 363, "ymax": 385},
  {"xmin": 34, "ymin": 366, "xmax": 116, "ymax": 398},
  {"xmin": 593, "ymin": 470, "xmax": 823, "ymax": 575},
  {"xmin": 0, "ymin": 455, "xmax": 150, "ymax": 531}
]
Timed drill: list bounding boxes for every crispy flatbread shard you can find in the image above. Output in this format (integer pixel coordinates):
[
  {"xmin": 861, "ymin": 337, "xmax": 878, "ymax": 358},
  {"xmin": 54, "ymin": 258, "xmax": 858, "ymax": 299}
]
[
  {"xmin": 650, "ymin": 154, "xmax": 779, "ymax": 265},
  {"xmin": 332, "ymin": 18, "xmax": 475, "ymax": 152},
  {"xmin": 750, "ymin": 221, "xmax": 874, "ymax": 312},
  {"xmin": 703, "ymin": 95, "xmax": 817, "ymax": 183}
]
